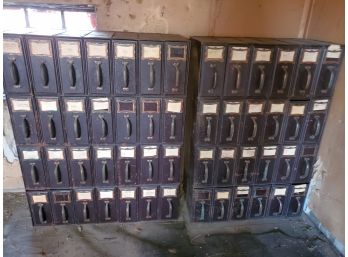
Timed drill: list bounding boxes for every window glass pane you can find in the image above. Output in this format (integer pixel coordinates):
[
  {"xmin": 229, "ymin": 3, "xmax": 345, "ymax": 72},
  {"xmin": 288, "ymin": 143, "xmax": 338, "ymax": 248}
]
[
  {"xmin": 64, "ymin": 11, "xmax": 97, "ymax": 30},
  {"xmin": 27, "ymin": 8, "xmax": 62, "ymax": 29},
  {"xmin": 3, "ymin": 8, "xmax": 26, "ymax": 30}
]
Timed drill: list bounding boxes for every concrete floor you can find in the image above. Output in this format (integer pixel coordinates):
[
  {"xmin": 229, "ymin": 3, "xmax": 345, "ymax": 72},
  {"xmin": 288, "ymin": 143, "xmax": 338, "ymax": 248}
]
[{"xmin": 4, "ymin": 193, "xmax": 342, "ymax": 257}]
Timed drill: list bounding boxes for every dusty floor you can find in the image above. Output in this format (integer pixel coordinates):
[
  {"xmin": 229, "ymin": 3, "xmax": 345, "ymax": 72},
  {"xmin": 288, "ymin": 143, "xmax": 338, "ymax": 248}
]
[{"xmin": 3, "ymin": 193, "xmax": 342, "ymax": 257}]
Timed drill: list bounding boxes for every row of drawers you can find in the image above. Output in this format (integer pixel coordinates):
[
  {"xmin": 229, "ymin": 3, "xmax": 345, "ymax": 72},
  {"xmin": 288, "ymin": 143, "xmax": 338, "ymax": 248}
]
[
  {"xmin": 192, "ymin": 37, "xmax": 343, "ymax": 99},
  {"xmin": 26, "ymin": 184, "xmax": 180, "ymax": 226},
  {"xmin": 7, "ymin": 96, "xmax": 186, "ymax": 145},
  {"xmin": 194, "ymin": 98, "xmax": 329, "ymax": 146},
  {"xmin": 190, "ymin": 183, "xmax": 308, "ymax": 222},
  {"xmin": 17, "ymin": 144, "xmax": 183, "ymax": 189},
  {"xmin": 4, "ymin": 31, "xmax": 189, "ymax": 96}
]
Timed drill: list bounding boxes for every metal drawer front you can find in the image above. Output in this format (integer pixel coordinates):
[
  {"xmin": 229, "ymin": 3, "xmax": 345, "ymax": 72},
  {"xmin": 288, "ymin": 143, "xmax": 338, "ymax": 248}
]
[
  {"xmin": 90, "ymin": 97, "xmax": 113, "ymax": 144},
  {"xmin": 50, "ymin": 190, "xmax": 75, "ymax": 224},
  {"xmin": 45, "ymin": 147, "xmax": 70, "ymax": 188},
  {"xmin": 69, "ymin": 147, "xmax": 93, "ymax": 187},
  {"xmin": 96, "ymin": 188, "xmax": 117, "ymax": 222},
  {"xmin": 74, "ymin": 189, "xmax": 97, "ymax": 224},
  {"xmin": 118, "ymin": 187, "xmax": 138, "ymax": 222},
  {"xmin": 139, "ymin": 186, "xmax": 158, "ymax": 221},
  {"xmin": 93, "ymin": 146, "xmax": 116, "ymax": 186},
  {"xmin": 27, "ymin": 191, "xmax": 53, "ymax": 226}
]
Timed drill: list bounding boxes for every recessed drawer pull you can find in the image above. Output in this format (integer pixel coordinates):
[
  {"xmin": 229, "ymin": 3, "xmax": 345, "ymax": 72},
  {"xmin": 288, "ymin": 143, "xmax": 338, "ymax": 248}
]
[
  {"xmin": 227, "ymin": 116, "xmax": 235, "ymax": 142},
  {"xmin": 289, "ymin": 117, "xmax": 300, "ymax": 140},
  {"xmin": 268, "ymin": 116, "xmax": 279, "ymax": 140},
  {"xmin": 222, "ymin": 161, "xmax": 230, "ymax": 183},
  {"xmin": 83, "ymin": 202, "xmax": 90, "ymax": 222},
  {"xmin": 300, "ymin": 158, "xmax": 311, "ymax": 179},
  {"xmin": 38, "ymin": 204, "xmax": 47, "ymax": 224},
  {"xmin": 148, "ymin": 62, "xmax": 155, "ymax": 89},
  {"xmin": 262, "ymin": 160, "xmax": 271, "ymax": 182},
  {"xmin": 147, "ymin": 160, "xmax": 153, "ymax": 181},
  {"xmin": 54, "ymin": 163, "xmax": 62, "ymax": 184},
  {"xmin": 123, "ymin": 62, "xmax": 129, "ymax": 90},
  {"xmin": 125, "ymin": 161, "xmax": 130, "ymax": 182},
  {"xmin": 102, "ymin": 162, "xmax": 109, "ymax": 183},
  {"xmin": 248, "ymin": 117, "xmax": 258, "ymax": 141},
  {"xmin": 99, "ymin": 115, "xmax": 108, "ymax": 139},
  {"xmin": 281, "ymin": 159, "xmax": 291, "ymax": 181},
  {"xmin": 48, "ymin": 117, "xmax": 56, "ymax": 140},
  {"xmin": 310, "ymin": 116, "xmax": 321, "ymax": 139},
  {"xmin": 166, "ymin": 199, "xmax": 173, "ymax": 218},
  {"xmin": 170, "ymin": 115, "xmax": 176, "ymax": 139},
  {"xmin": 202, "ymin": 161, "xmax": 209, "ymax": 184},
  {"xmin": 79, "ymin": 163, "xmax": 87, "ymax": 183},
  {"xmin": 275, "ymin": 197, "xmax": 283, "ymax": 216},
  {"xmin": 68, "ymin": 62, "xmax": 76, "ymax": 88},
  {"xmin": 232, "ymin": 64, "xmax": 241, "ymax": 93},
  {"xmin": 236, "ymin": 199, "xmax": 244, "ymax": 219},
  {"xmin": 61, "ymin": 204, "xmax": 68, "ymax": 223},
  {"xmin": 302, "ymin": 66, "xmax": 312, "ymax": 92},
  {"xmin": 74, "ymin": 116, "xmax": 82, "ymax": 139},
  {"xmin": 146, "ymin": 199, "xmax": 152, "ymax": 218},
  {"xmin": 173, "ymin": 62, "xmax": 180, "ymax": 90},
  {"xmin": 126, "ymin": 201, "xmax": 131, "ymax": 220},
  {"xmin": 322, "ymin": 66, "xmax": 335, "ymax": 93},
  {"xmin": 199, "ymin": 201, "xmax": 205, "ymax": 221},
  {"xmin": 40, "ymin": 62, "xmax": 49, "ymax": 87},
  {"xmin": 278, "ymin": 65, "xmax": 288, "ymax": 93},
  {"xmin": 10, "ymin": 60, "xmax": 20, "ymax": 86},
  {"xmin": 104, "ymin": 201, "xmax": 111, "ymax": 220},
  {"xmin": 217, "ymin": 200, "xmax": 225, "ymax": 220},
  {"xmin": 255, "ymin": 198, "xmax": 263, "ymax": 217},
  {"xmin": 255, "ymin": 65, "xmax": 265, "ymax": 94},
  {"xmin": 23, "ymin": 117, "xmax": 31, "ymax": 139},
  {"xmin": 242, "ymin": 160, "xmax": 250, "ymax": 182},
  {"xmin": 96, "ymin": 62, "xmax": 103, "ymax": 89},
  {"xmin": 204, "ymin": 116, "xmax": 212, "ymax": 142},
  {"xmin": 31, "ymin": 164, "xmax": 39, "ymax": 185}
]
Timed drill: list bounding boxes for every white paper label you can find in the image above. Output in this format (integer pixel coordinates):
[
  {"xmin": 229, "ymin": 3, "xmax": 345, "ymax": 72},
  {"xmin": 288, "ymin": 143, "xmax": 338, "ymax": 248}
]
[
  {"xmin": 142, "ymin": 189, "xmax": 156, "ymax": 198},
  {"xmin": 4, "ymin": 39, "xmax": 21, "ymax": 54},
  {"xmin": 143, "ymin": 146, "xmax": 158, "ymax": 157},
  {"xmin": 242, "ymin": 148, "xmax": 256, "ymax": 158},
  {"xmin": 120, "ymin": 147, "xmax": 135, "ymax": 158},
  {"xmin": 99, "ymin": 190, "xmax": 114, "ymax": 199},
  {"xmin": 77, "ymin": 192, "xmax": 92, "ymax": 200},
  {"xmin": 326, "ymin": 45, "xmax": 342, "ymax": 59},
  {"xmin": 248, "ymin": 104, "xmax": 263, "ymax": 113},
  {"xmin": 92, "ymin": 98, "xmax": 109, "ymax": 111},
  {"xmin": 290, "ymin": 105, "xmax": 305, "ymax": 115},
  {"xmin": 66, "ymin": 101, "xmax": 84, "ymax": 112},
  {"xmin": 29, "ymin": 40, "xmax": 51, "ymax": 56},
  {"xmin": 97, "ymin": 148, "xmax": 112, "ymax": 159},
  {"xmin": 220, "ymin": 149, "xmax": 235, "ymax": 159},
  {"xmin": 255, "ymin": 49, "xmax": 271, "ymax": 62},
  {"xmin": 47, "ymin": 149, "xmax": 64, "ymax": 160},
  {"xmin": 32, "ymin": 195, "xmax": 47, "ymax": 203},
  {"xmin": 39, "ymin": 100, "xmax": 58, "ymax": 111},
  {"xmin": 270, "ymin": 103, "xmax": 285, "ymax": 113},
  {"xmin": 225, "ymin": 102, "xmax": 240, "ymax": 114},
  {"xmin": 294, "ymin": 185, "xmax": 307, "ymax": 193},
  {"xmin": 11, "ymin": 99, "xmax": 31, "ymax": 111},
  {"xmin": 199, "ymin": 150, "xmax": 213, "ymax": 159},
  {"xmin": 167, "ymin": 101, "xmax": 182, "ymax": 113},
  {"xmin": 313, "ymin": 100, "xmax": 328, "ymax": 111},
  {"xmin": 163, "ymin": 188, "xmax": 177, "ymax": 197},
  {"xmin": 206, "ymin": 46, "xmax": 224, "ymax": 60},
  {"xmin": 58, "ymin": 41, "xmax": 80, "ymax": 58},
  {"xmin": 72, "ymin": 149, "xmax": 88, "ymax": 160},
  {"xmin": 165, "ymin": 147, "xmax": 180, "ymax": 157},
  {"xmin": 142, "ymin": 45, "xmax": 161, "ymax": 59},
  {"xmin": 279, "ymin": 50, "xmax": 295, "ymax": 62},
  {"xmin": 231, "ymin": 47, "xmax": 248, "ymax": 61},
  {"xmin": 121, "ymin": 190, "xmax": 135, "ymax": 199},
  {"xmin": 87, "ymin": 42, "xmax": 108, "ymax": 58},
  {"xmin": 22, "ymin": 150, "xmax": 39, "ymax": 160},
  {"xmin": 283, "ymin": 146, "xmax": 296, "ymax": 156},
  {"xmin": 274, "ymin": 188, "xmax": 287, "ymax": 196},
  {"xmin": 237, "ymin": 186, "xmax": 249, "ymax": 195},
  {"xmin": 302, "ymin": 50, "xmax": 319, "ymax": 63},
  {"xmin": 216, "ymin": 191, "xmax": 230, "ymax": 199},
  {"xmin": 115, "ymin": 44, "xmax": 135, "ymax": 59},
  {"xmin": 202, "ymin": 103, "xmax": 218, "ymax": 114},
  {"xmin": 263, "ymin": 147, "xmax": 277, "ymax": 156}
]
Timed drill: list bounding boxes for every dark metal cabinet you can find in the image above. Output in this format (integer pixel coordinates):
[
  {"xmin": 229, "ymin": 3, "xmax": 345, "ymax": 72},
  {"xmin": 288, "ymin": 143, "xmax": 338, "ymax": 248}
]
[
  {"xmin": 27, "ymin": 192, "xmax": 52, "ymax": 226},
  {"xmin": 118, "ymin": 187, "xmax": 138, "ymax": 222},
  {"xmin": 159, "ymin": 185, "xmax": 179, "ymax": 220},
  {"xmin": 163, "ymin": 98, "xmax": 185, "ymax": 143},
  {"xmin": 139, "ymin": 42, "xmax": 162, "ymax": 95},
  {"xmin": 283, "ymin": 101, "xmax": 308, "ymax": 144},
  {"xmin": 63, "ymin": 98, "xmax": 89, "ymax": 145},
  {"xmin": 303, "ymin": 99, "xmax": 329, "ymax": 144},
  {"xmin": 7, "ymin": 97, "xmax": 39, "ymax": 145},
  {"xmin": 96, "ymin": 188, "xmax": 117, "ymax": 222},
  {"xmin": 36, "ymin": 97, "xmax": 65, "ymax": 144},
  {"xmin": 90, "ymin": 97, "xmax": 113, "ymax": 144},
  {"xmin": 215, "ymin": 147, "xmax": 236, "ymax": 186},
  {"xmin": 254, "ymin": 146, "xmax": 278, "ymax": 184},
  {"xmin": 249, "ymin": 186, "xmax": 270, "ymax": 218},
  {"xmin": 212, "ymin": 189, "xmax": 232, "ymax": 221},
  {"xmin": 164, "ymin": 42, "xmax": 188, "ymax": 94},
  {"xmin": 192, "ymin": 189, "xmax": 212, "ymax": 222},
  {"xmin": 231, "ymin": 186, "xmax": 250, "ymax": 220},
  {"xmin": 235, "ymin": 147, "xmax": 257, "ymax": 185},
  {"xmin": 287, "ymin": 184, "xmax": 308, "ymax": 217},
  {"xmin": 45, "ymin": 147, "xmax": 70, "ymax": 188},
  {"xmin": 93, "ymin": 146, "xmax": 116, "ymax": 186},
  {"xmin": 115, "ymin": 98, "xmax": 137, "ymax": 143},
  {"xmin": 140, "ymin": 145, "xmax": 159, "ymax": 184},
  {"xmin": 117, "ymin": 146, "xmax": 138, "ymax": 185},
  {"xmin": 196, "ymin": 100, "xmax": 219, "ymax": 144},
  {"xmin": 219, "ymin": 101, "xmax": 242, "ymax": 145},
  {"xmin": 50, "ymin": 190, "xmax": 75, "ymax": 225},
  {"xmin": 274, "ymin": 145, "xmax": 298, "ymax": 184},
  {"xmin": 139, "ymin": 186, "xmax": 158, "ymax": 221},
  {"xmin": 69, "ymin": 147, "xmax": 93, "ymax": 187},
  {"xmin": 267, "ymin": 185, "xmax": 289, "ymax": 217},
  {"xmin": 293, "ymin": 145, "xmax": 317, "ymax": 183},
  {"xmin": 161, "ymin": 145, "xmax": 182, "ymax": 183},
  {"xmin": 3, "ymin": 34, "xmax": 31, "ymax": 94},
  {"xmin": 140, "ymin": 99, "xmax": 161, "ymax": 143},
  {"xmin": 194, "ymin": 148, "xmax": 215, "ymax": 186},
  {"xmin": 74, "ymin": 189, "xmax": 97, "ymax": 224},
  {"xmin": 241, "ymin": 101, "xmax": 265, "ymax": 145},
  {"xmin": 18, "ymin": 146, "xmax": 46, "ymax": 189}
]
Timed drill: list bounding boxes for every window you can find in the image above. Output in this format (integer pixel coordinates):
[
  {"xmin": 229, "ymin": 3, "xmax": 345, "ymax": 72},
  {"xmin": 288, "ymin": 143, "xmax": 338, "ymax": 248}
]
[{"xmin": 3, "ymin": 3, "xmax": 97, "ymax": 30}]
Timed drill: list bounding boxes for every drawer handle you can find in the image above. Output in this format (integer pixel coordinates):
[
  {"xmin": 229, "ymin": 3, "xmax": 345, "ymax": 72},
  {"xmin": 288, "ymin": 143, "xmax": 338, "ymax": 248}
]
[
  {"xmin": 102, "ymin": 162, "xmax": 109, "ymax": 183},
  {"xmin": 30, "ymin": 164, "xmax": 39, "ymax": 185},
  {"xmin": 166, "ymin": 199, "xmax": 173, "ymax": 218},
  {"xmin": 218, "ymin": 200, "xmax": 225, "ymax": 220},
  {"xmin": 169, "ymin": 159, "xmax": 174, "ymax": 181},
  {"xmin": 236, "ymin": 199, "xmax": 245, "ymax": 219},
  {"xmin": 310, "ymin": 115, "xmax": 321, "ymax": 139},
  {"xmin": 10, "ymin": 59, "xmax": 20, "ymax": 86},
  {"xmin": 268, "ymin": 115, "xmax": 279, "ymax": 140},
  {"xmin": 79, "ymin": 163, "xmax": 87, "ymax": 183},
  {"xmin": 199, "ymin": 201, "xmax": 205, "ymax": 221},
  {"xmin": 125, "ymin": 160, "xmax": 130, "ymax": 182},
  {"xmin": 126, "ymin": 201, "xmax": 131, "ymax": 220},
  {"xmin": 83, "ymin": 202, "xmax": 90, "ymax": 222},
  {"xmin": 294, "ymin": 197, "xmax": 301, "ymax": 215},
  {"xmin": 322, "ymin": 66, "xmax": 335, "ymax": 93},
  {"xmin": 148, "ymin": 62, "xmax": 155, "ymax": 89},
  {"xmin": 242, "ymin": 160, "xmax": 250, "ymax": 182},
  {"xmin": 202, "ymin": 161, "xmax": 209, "ymax": 184},
  {"xmin": 255, "ymin": 65, "xmax": 265, "ymax": 94},
  {"xmin": 123, "ymin": 62, "xmax": 129, "ymax": 90},
  {"xmin": 302, "ymin": 66, "xmax": 312, "ymax": 92},
  {"xmin": 300, "ymin": 157, "xmax": 310, "ymax": 179},
  {"xmin": 125, "ymin": 115, "xmax": 131, "ymax": 139},
  {"xmin": 211, "ymin": 68, "xmax": 218, "ymax": 91},
  {"xmin": 40, "ymin": 62, "xmax": 49, "ymax": 87},
  {"xmin": 99, "ymin": 115, "xmax": 108, "ymax": 139},
  {"xmin": 204, "ymin": 116, "xmax": 212, "ymax": 142},
  {"xmin": 170, "ymin": 115, "xmax": 176, "ymax": 139},
  {"xmin": 281, "ymin": 159, "xmax": 291, "ymax": 181},
  {"xmin": 255, "ymin": 197, "xmax": 263, "ymax": 217},
  {"xmin": 74, "ymin": 116, "xmax": 82, "ymax": 140},
  {"xmin": 173, "ymin": 62, "xmax": 180, "ymax": 90},
  {"xmin": 232, "ymin": 64, "xmax": 241, "ymax": 93},
  {"xmin": 146, "ymin": 199, "xmax": 152, "ymax": 218},
  {"xmin": 278, "ymin": 65, "xmax": 288, "ymax": 93},
  {"xmin": 248, "ymin": 116, "xmax": 258, "ymax": 141},
  {"xmin": 226, "ymin": 116, "xmax": 235, "ymax": 142},
  {"xmin": 275, "ymin": 197, "xmax": 283, "ymax": 216},
  {"xmin": 289, "ymin": 116, "xmax": 300, "ymax": 140},
  {"xmin": 48, "ymin": 117, "xmax": 57, "ymax": 140},
  {"xmin": 222, "ymin": 161, "xmax": 230, "ymax": 183},
  {"xmin": 38, "ymin": 204, "xmax": 47, "ymax": 224},
  {"xmin": 96, "ymin": 61, "xmax": 103, "ymax": 89},
  {"xmin": 61, "ymin": 203, "xmax": 68, "ymax": 223},
  {"xmin": 104, "ymin": 201, "xmax": 111, "ymax": 220},
  {"xmin": 148, "ymin": 115, "xmax": 154, "ymax": 138},
  {"xmin": 262, "ymin": 160, "xmax": 271, "ymax": 182},
  {"xmin": 54, "ymin": 163, "xmax": 62, "ymax": 184},
  {"xmin": 23, "ymin": 117, "xmax": 31, "ymax": 139},
  {"xmin": 147, "ymin": 160, "xmax": 153, "ymax": 181},
  {"xmin": 68, "ymin": 61, "xmax": 76, "ymax": 88}
]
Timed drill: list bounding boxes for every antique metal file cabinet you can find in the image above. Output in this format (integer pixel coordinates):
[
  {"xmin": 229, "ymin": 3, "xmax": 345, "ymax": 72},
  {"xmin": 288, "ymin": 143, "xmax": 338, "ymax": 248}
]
[
  {"xmin": 4, "ymin": 29, "xmax": 189, "ymax": 225},
  {"xmin": 187, "ymin": 36, "xmax": 344, "ymax": 222}
]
